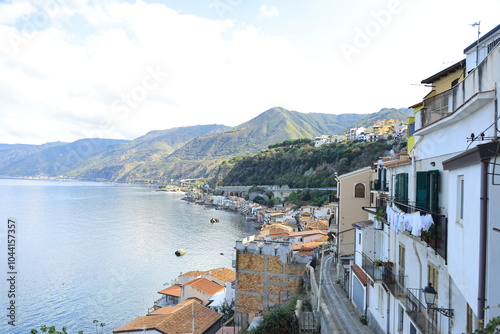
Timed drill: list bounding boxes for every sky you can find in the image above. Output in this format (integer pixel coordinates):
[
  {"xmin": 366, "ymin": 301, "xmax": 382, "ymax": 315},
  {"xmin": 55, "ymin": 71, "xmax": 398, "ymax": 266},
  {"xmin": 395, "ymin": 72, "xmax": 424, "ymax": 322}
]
[{"xmin": 0, "ymin": 0, "xmax": 499, "ymax": 145}]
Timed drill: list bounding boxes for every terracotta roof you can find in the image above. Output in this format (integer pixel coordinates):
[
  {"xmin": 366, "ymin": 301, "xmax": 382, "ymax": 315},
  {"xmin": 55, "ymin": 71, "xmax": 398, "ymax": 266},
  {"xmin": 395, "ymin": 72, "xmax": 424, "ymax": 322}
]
[
  {"xmin": 268, "ymin": 212, "xmax": 286, "ymax": 216},
  {"xmin": 204, "ymin": 268, "xmax": 236, "ymax": 283},
  {"xmin": 351, "ymin": 265, "xmax": 368, "ymax": 286},
  {"xmin": 149, "ymin": 299, "xmax": 201, "ymax": 315},
  {"xmin": 114, "ymin": 301, "xmax": 222, "ymax": 334},
  {"xmin": 296, "ymin": 250, "xmax": 314, "ymax": 257},
  {"xmin": 180, "ymin": 270, "xmax": 206, "ymax": 277},
  {"xmin": 157, "ymin": 284, "xmax": 182, "ymax": 297},
  {"xmin": 305, "ymin": 220, "xmax": 329, "ymax": 230},
  {"xmin": 289, "ymin": 230, "xmax": 327, "ymax": 237},
  {"xmin": 293, "ymin": 241, "xmax": 323, "ymax": 251},
  {"xmin": 383, "ymin": 157, "xmax": 411, "ymax": 167},
  {"xmin": 184, "ymin": 277, "xmax": 224, "ymax": 296}
]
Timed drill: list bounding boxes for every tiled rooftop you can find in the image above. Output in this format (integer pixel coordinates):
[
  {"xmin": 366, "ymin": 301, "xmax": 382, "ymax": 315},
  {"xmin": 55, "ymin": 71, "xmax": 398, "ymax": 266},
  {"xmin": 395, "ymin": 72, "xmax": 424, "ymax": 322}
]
[
  {"xmin": 184, "ymin": 277, "xmax": 225, "ymax": 296},
  {"xmin": 114, "ymin": 301, "xmax": 222, "ymax": 334},
  {"xmin": 157, "ymin": 283, "xmax": 181, "ymax": 297},
  {"xmin": 204, "ymin": 268, "xmax": 236, "ymax": 283}
]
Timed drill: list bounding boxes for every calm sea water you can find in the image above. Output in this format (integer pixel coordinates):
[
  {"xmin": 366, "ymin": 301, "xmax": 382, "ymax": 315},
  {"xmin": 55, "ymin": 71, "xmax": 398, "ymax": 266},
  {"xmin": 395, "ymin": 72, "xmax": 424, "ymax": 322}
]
[{"xmin": 0, "ymin": 178, "xmax": 255, "ymax": 334}]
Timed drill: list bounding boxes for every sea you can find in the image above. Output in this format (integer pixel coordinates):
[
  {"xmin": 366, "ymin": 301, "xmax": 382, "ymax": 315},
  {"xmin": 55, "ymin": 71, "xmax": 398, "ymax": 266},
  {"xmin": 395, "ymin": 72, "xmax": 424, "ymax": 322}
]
[{"xmin": 0, "ymin": 178, "xmax": 256, "ymax": 334}]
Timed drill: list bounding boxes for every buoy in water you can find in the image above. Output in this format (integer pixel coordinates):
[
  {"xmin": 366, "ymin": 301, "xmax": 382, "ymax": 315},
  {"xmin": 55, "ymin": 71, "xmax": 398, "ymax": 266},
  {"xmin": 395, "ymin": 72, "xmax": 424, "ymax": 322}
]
[{"xmin": 175, "ymin": 249, "xmax": 186, "ymax": 257}]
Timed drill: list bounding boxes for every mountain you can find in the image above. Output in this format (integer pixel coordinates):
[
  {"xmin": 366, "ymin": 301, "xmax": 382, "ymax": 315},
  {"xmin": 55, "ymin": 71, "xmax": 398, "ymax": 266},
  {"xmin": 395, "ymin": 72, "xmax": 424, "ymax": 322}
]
[
  {"xmin": 0, "ymin": 139, "xmax": 128, "ymax": 177},
  {"xmin": 170, "ymin": 107, "xmax": 365, "ymax": 159},
  {"xmin": 64, "ymin": 124, "xmax": 231, "ymax": 182},
  {"xmin": 0, "ymin": 142, "xmax": 66, "ymax": 170},
  {"xmin": 0, "ymin": 107, "xmax": 412, "ymax": 182}
]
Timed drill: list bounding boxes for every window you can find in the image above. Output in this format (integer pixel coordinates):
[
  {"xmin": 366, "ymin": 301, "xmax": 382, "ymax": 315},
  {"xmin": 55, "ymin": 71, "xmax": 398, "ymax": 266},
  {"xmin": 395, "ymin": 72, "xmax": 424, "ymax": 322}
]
[
  {"xmin": 466, "ymin": 303, "xmax": 475, "ymax": 333},
  {"xmin": 395, "ymin": 173, "xmax": 409, "ymax": 209},
  {"xmin": 398, "ymin": 244, "xmax": 406, "ymax": 287},
  {"xmin": 427, "ymin": 263, "xmax": 439, "ymax": 293},
  {"xmin": 378, "ymin": 286, "xmax": 385, "ymax": 313},
  {"xmin": 355, "ymin": 183, "xmax": 365, "ymax": 198},
  {"xmin": 416, "ymin": 170, "xmax": 439, "ymax": 212},
  {"xmin": 428, "ymin": 263, "xmax": 439, "ymax": 325},
  {"xmin": 458, "ymin": 175, "xmax": 465, "ymax": 222},
  {"xmin": 398, "ymin": 304, "xmax": 404, "ymax": 332}
]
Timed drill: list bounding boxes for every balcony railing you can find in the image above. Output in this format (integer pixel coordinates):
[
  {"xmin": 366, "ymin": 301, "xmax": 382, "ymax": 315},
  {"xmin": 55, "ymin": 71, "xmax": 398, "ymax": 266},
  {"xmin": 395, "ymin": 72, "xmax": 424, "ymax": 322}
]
[
  {"xmin": 390, "ymin": 200, "xmax": 448, "ymax": 263},
  {"xmin": 420, "ymin": 213, "xmax": 448, "ymax": 262},
  {"xmin": 406, "ymin": 288, "xmax": 439, "ymax": 334},
  {"xmin": 420, "ymin": 89, "xmax": 452, "ymax": 128},
  {"xmin": 384, "ymin": 272, "xmax": 406, "ymax": 298},
  {"xmin": 361, "ymin": 254, "xmax": 384, "ymax": 281}
]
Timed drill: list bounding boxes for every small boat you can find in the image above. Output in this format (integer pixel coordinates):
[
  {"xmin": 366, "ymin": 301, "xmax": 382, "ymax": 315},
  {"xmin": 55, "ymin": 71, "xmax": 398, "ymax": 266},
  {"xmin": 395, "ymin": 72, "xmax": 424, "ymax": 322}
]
[
  {"xmin": 175, "ymin": 249, "xmax": 186, "ymax": 257},
  {"xmin": 210, "ymin": 218, "xmax": 220, "ymax": 224}
]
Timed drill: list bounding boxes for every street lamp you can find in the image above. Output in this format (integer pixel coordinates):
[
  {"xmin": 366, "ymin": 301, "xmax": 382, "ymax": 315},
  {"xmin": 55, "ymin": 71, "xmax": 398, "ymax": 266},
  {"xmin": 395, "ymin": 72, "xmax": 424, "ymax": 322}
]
[{"xmin": 423, "ymin": 283, "xmax": 454, "ymax": 318}]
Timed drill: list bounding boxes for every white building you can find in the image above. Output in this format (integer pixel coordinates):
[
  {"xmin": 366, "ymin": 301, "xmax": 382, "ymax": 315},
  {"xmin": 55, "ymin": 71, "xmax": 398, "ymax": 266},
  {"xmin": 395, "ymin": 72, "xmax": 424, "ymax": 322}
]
[{"xmin": 346, "ymin": 24, "xmax": 500, "ymax": 334}]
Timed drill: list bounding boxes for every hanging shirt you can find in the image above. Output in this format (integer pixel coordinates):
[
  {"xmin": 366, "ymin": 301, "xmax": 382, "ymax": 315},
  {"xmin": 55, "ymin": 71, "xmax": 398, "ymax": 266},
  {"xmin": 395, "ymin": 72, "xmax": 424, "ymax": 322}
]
[
  {"xmin": 411, "ymin": 212, "xmax": 422, "ymax": 236},
  {"xmin": 421, "ymin": 214, "xmax": 434, "ymax": 231}
]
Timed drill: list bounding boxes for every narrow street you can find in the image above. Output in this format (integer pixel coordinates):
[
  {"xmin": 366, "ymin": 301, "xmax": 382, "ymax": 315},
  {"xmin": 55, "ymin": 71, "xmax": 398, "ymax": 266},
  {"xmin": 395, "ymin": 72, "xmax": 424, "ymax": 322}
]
[{"xmin": 319, "ymin": 254, "xmax": 375, "ymax": 334}]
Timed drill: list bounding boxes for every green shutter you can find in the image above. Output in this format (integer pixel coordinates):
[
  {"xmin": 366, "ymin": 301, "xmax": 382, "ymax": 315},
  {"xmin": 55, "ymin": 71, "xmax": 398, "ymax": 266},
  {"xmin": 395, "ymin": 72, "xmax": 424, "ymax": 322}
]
[
  {"xmin": 416, "ymin": 171, "xmax": 429, "ymax": 210},
  {"xmin": 395, "ymin": 173, "xmax": 409, "ymax": 209},
  {"xmin": 429, "ymin": 170, "xmax": 439, "ymax": 213},
  {"xmin": 401, "ymin": 173, "xmax": 408, "ymax": 204}
]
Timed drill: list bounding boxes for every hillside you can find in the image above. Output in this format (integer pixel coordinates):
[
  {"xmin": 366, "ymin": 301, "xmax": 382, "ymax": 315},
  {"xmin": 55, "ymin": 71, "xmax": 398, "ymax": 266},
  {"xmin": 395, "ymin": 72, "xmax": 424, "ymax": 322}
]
[
  {"xmin": 65, "ymin": 124, "xmax": 231, "ymax": 182},
  {"xmin": 215, "ymin": 140, "xmax": 398, "ymax": 188},
  {"xmin": 0, "ymin": 139, "xmax": 128, "ymax": 177},
  {"xmin": 0, "ymin": 107, "xmax": 413, "ymax": 182}
]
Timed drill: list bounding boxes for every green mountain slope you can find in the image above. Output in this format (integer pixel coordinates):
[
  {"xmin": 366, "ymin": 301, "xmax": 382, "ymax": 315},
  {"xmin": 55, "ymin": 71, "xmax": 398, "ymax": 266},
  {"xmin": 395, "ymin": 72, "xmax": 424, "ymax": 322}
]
[
  {"xmin": 65, "ymin": 124, "xmax": 230, "ymax": 182},
  {"xmin": 217, "ymin": 140, "xmax": 396, "ymax": 188},
  {"xmin": 170, "ymin": 107, "xmax": 366, "ymax": 160}
]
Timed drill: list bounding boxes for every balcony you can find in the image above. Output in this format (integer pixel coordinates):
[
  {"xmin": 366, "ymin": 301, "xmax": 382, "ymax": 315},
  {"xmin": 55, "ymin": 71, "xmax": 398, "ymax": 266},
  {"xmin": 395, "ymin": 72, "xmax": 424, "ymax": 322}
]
[
  {"xmin": 406, "ymin": 288, "xmax": 439, "ymax": 334},
  {"xmin": 419, "ymin": 89, "xmax": 452, "ymax": 128},
  {"xmin": 383, "ymin": 271, "xmax": 406, "ymax": 298},
  {"xmin": 361, "ymin": 254, "xmax": 384, "ymax": 281},
  {"xmin": 390, "ymin": 200, "xmax": 448, "ymax": 263},
  {"xmin": 420, "ymin": 213, "xmax": 448, "ymax": 262}
]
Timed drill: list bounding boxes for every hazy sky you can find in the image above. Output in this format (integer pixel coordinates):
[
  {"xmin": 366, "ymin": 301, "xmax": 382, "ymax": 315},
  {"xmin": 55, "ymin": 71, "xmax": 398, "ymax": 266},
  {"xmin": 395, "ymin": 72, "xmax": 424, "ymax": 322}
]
[{"xmin": 1, "ymin": 0, "xmax": 499, "ymax": 144}]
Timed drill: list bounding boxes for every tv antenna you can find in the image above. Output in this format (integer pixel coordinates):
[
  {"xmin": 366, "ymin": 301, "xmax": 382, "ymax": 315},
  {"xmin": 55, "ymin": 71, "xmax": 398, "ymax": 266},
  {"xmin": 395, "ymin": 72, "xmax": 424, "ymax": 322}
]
[{"xmin": 470, "ymin": 21, "xmax": 481, "ymax": 67}]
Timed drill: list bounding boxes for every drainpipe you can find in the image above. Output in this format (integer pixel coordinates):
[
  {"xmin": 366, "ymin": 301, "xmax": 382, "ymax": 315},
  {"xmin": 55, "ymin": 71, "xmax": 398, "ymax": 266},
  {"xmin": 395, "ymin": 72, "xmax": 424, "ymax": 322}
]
[{"xmin": 478, "ymin": 160, "xmax": 488, "ymax": 322}]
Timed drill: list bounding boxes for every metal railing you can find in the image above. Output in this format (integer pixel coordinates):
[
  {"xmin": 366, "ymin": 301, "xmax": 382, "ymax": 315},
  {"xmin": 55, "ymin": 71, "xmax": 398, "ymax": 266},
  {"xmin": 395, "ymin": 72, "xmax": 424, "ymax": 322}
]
[
  {"xmin": 384, "ymin": 273, "xmax": 406, "ymax": 298},
  {"xmin": 388, "ymin": 200, "xmax": 448, "ymax": 263},
  {"xmin": 420, "ymin": 89, "xmax": 452, "ymax": 127},
  {"xmin": 406, "ymin": 288, "xmax": 439, "ymax": 334},
  {"xmin": 361, "ymin": 253, "xmax": 384, "ymax": 281}
]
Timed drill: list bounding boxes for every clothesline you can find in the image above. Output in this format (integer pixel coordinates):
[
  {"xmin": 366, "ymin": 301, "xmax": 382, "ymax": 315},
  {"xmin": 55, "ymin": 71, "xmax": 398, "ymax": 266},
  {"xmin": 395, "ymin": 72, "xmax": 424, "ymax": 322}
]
[{"xmin": 381, "ymin": 202, "xmax": 435, "ymax": 237}]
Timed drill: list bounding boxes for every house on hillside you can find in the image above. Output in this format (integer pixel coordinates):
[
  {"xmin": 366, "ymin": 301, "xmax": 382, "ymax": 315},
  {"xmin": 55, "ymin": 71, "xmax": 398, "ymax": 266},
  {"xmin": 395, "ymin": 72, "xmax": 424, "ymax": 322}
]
[{"xmin": 181, "ymin": 277, "xmax": 225, "ymax": 306}]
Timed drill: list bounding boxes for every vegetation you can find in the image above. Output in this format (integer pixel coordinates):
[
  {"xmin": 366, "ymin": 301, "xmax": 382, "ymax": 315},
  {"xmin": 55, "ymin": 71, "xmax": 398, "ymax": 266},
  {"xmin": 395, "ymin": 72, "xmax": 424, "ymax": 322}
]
[
  {"xmin": 268, "ymin": 138, "xmax": 312, "ymax": 149},
  {"xmin": 31, "ymin": 320, "xmax": 105, "ymax": 334},
  {"xmin": 219, "ymin": 140, "xmax": 395, "ymax": 188},
  {"xmin": 287, "ymin": 189, "xmax": 335, "ymax": 207},
  {"xmin": 245, "ymin": 297, "xmax": 299, "ymax": 334},
  {"xmin": 31, "ymin": 326, "xmax": 82, "ymax": 334}
]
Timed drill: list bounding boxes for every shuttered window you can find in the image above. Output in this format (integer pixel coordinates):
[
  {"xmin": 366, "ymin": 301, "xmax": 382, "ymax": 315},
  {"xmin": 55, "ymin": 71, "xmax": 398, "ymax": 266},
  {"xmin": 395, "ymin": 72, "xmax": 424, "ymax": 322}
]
[
  {"xmin": 416, "ymin": 170, "xmax": 439, "ymax": 213},
  {"xmin": 427, "ymin": 263, "xmax": 439, "ymax": 293},
  {"xmin": 395, "ymin": 173, "xmax": 409, "ymax": 209},
  {"xmin": 355, "ymin": 183, "xmax": 365, "ymax": 198}
]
